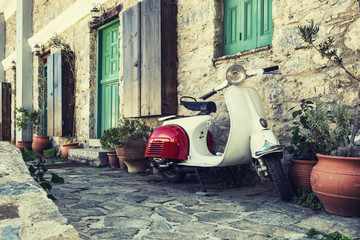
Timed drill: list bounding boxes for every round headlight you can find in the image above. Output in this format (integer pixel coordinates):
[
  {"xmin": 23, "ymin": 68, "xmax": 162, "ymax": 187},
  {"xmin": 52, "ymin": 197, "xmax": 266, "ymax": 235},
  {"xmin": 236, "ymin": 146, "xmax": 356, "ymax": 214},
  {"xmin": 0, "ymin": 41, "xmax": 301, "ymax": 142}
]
[{"xmin": 226, "ymin": 65, "xmax": 246, "ymax": 85}]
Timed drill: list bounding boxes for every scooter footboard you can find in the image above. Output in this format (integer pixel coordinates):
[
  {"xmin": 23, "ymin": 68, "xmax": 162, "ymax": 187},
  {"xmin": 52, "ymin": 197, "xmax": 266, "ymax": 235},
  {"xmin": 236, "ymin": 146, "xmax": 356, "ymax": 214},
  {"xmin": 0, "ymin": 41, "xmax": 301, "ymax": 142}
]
[{"xmin": 250, "ymin": 130, "xmax": 282, "ymax": 158}]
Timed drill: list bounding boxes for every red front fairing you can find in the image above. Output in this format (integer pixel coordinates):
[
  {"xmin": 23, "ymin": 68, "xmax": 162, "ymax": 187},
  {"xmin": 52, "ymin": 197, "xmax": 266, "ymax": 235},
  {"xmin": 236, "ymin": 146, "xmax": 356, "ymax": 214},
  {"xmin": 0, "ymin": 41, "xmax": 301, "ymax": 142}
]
[{"xmin": 145, "ymin": 125, "xmax": 189, "ymax": 160}]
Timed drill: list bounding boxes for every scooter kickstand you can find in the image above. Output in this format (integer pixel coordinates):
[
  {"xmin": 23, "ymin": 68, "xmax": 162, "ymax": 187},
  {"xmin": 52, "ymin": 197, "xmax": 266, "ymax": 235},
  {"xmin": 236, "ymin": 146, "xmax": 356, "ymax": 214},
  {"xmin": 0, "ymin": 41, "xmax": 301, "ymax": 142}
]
[{"xmin": 195, "ymin": 168, "xmax": 214, "ymax": 196}]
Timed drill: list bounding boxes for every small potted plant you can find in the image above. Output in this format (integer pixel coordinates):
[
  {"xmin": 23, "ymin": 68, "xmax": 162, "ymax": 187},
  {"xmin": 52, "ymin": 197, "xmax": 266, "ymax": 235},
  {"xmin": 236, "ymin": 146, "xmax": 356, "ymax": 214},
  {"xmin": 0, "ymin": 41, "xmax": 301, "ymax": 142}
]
[
  {"xmin": 286, "ymin": 100, "xmax": 318, "ymax": 191},
  {"xmin": 100, "ymin": 127, "xmax": 126, "ymax": 169},
  {"xmin": 14, "ymin": 106, "xmax": 39, "ymax": 153},
  {"xmin": 115, "ymin": 119, "xmax": 152, "ymax": 173}
]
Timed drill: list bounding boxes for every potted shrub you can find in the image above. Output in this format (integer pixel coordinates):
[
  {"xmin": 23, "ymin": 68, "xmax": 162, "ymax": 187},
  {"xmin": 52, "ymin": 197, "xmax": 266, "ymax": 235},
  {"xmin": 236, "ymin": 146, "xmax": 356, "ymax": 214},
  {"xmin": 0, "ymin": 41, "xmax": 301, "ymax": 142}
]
[
  {"xmin": 286, "ymin": 100, "xmax": 317, "ymax": 191},
  {"xmin": 296, "ymin": 21, "xmax": 360, "ymax": 217},
  {"xmin": 115, "ymin": 119, "xmax": 152, "ymax": 173},
  {"xmin": 100, "ymin": 127, "xmax": 126, "ymax": 169},
  {"xmin": 31, "ymin": 77, "xmax": 52, "ymax": 155},
  {"xmin": 14, "ymin": 106, "xmax": 39, "ymax": 153}
]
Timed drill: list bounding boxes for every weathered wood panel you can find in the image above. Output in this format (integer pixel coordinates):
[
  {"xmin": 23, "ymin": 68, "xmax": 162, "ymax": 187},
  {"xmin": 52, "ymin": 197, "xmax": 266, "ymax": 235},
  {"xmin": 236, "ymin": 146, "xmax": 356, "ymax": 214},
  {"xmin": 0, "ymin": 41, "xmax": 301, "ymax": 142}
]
[
  {"xmin": 47, "ymin": 54, "xmax": 54, "ymax": 136},
  {"xmin": 141, "ymin": 0, "xmax": 162, "ymax": 116},
  {"xmin": 54, "ymin": 51, "xmax": 62, "ymax": 136},
  {"xmin": 123, "ymin": 3, "xmax": 141, "ymax": 118},
  {"xmin": 160, "ymin": 0, "xmax": 177, "ymax": 115},
  {"xmin": 1, "ymin": 83, "xmax": 11, "ymax": 141}
]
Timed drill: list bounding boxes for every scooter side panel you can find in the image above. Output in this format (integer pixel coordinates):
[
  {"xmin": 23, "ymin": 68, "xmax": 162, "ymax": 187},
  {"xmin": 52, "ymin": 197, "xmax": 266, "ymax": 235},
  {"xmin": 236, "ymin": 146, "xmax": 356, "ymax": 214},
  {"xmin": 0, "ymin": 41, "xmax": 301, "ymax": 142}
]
[
  {"xmin": 145, "ymin": 125, "xmax": 189, "ymax": 160},
  {"xmin": 220, "ymin": 86, "xmax": 266, "ymax": 166}
]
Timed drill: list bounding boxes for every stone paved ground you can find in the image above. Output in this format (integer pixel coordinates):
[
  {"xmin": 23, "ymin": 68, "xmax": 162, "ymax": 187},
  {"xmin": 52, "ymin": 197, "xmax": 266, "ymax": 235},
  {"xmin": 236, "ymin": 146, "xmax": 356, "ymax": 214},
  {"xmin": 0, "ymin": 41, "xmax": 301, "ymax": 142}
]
[{"xmin": 49, "ymin": 162, "xmax": 360, "ymax": 240}]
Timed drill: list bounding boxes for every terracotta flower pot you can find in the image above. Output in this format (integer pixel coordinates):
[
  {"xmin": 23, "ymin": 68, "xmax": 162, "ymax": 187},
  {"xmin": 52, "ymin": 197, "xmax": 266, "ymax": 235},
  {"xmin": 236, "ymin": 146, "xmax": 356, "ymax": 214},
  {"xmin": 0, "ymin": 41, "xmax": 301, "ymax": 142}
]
[
  {"xmin": 16, "ymin": 141, "xmax": 32, "ymax": 153},
  {"xmin": 11, "ymin": 141, "xmax": 16, "ymax": 146},
  {"xmin": 32, "ymin": 136, "xmax": 52, "ymax": 155},
  {"xmin": 107, "ymin": 153, "xmax": 120, "ymax": 168},
  {"xmin": 288, "ymin": 159, "xmax": 317, "ymax": 191},
  {"xmin": 311, "ymin": 154, "xmax": 360, "ymax": 217},
  {"xmin": 115, "ymin": 139, "xmax": 147, "ymax": 173},
  {"xmin": 62, "ymin": 143, "xmax": 79, "ymax": 160}
]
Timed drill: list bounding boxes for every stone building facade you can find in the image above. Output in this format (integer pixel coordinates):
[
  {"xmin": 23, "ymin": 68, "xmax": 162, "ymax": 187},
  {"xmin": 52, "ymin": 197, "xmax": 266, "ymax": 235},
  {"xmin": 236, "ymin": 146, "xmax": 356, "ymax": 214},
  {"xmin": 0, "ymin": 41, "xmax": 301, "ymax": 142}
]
[{"xmin": 0, "ymin": 0, "xmax": 359, "ymax": 153}]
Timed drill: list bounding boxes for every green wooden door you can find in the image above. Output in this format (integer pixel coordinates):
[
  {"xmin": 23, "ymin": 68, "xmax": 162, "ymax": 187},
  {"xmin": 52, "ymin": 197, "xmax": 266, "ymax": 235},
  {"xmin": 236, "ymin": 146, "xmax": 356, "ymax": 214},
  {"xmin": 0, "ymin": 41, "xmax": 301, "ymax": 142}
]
[
  {"xmin": 42, "ymin": 63, "xmax": 47, "ymax": 136},
  {"xmin": 97, "ymin": 20, "xmax": 120, "ymax": 137}
]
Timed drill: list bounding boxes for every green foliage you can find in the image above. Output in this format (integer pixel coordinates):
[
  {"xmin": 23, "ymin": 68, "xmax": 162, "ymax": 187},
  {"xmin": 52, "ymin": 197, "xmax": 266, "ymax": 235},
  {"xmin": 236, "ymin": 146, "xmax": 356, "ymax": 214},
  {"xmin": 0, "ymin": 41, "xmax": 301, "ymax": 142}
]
[
  {"xmin": 100, "ymin": 127, "xmax": 124, "ymax": 151},
  {"xmin": 305, "ymin": 99, "xmax": 352, "ymax": 156},
  {"xmin": 118, "ymin": 119, "xmax": 152, "ymax": 146},
  {"xmin": 298, "ymin": 21, "xmax": 342, "ymax": 65},
  {"xmin": 293, "ymin": 188, "xmax": 324, "ymax": 211},
  {"xmin": 286, "ymin": 100, "xmax": 317, "ymax": 160},
  {"xmin": 14, "ymin": 106, "xmax": 40, "ymax": 132},
  {"xmin": 23, "ymin": 148, "xmax": 64, "ymax": 200},
  {"xmin": 306, "ymin": 228, "xmax": 352, "ymax": 240}
]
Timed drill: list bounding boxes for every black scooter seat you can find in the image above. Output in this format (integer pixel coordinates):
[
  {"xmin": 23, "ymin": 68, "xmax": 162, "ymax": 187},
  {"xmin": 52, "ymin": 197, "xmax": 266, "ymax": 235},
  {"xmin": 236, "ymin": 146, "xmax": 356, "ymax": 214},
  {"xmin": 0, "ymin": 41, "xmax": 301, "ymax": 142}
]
[{"xmin": 180, "ymin": 100, "xmax": 217, "ymax": 113}]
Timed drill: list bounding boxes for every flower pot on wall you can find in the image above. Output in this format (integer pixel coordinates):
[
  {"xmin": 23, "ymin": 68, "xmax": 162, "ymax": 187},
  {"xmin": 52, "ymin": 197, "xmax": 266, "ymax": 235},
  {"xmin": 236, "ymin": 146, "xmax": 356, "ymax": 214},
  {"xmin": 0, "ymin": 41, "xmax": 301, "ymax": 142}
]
[
  {"xmin": 32, "ymin": 136, "xmax": 52, "ymax": 155},
  {"xmin": 311, "ymin": 154, "xmax": 360, "ymax": 217},
  {"xmin": 288, "ymin": 159, "xmax": 317, "ymax": 191},
  {"xmin": 115, "ymin": 139, "xmax": 147, "ymax": 173},
  {"xmin": 107, "ymin": 153, "xmax": 120, "ymax": 169},
  {"xmin": 62, "ymin": 143, "xmax": 79, "ymax": 160},
  {"xmin": 17, "ymin": 141, "xmax": 32, "ymax": 153}
]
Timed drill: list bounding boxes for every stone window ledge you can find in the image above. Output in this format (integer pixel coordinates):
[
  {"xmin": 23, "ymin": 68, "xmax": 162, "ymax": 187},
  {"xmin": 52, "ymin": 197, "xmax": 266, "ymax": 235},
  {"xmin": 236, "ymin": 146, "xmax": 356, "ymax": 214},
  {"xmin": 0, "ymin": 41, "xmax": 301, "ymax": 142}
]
[{"xmin": 212, "ymin": 45, "xmax": 272, "ymax": 65}]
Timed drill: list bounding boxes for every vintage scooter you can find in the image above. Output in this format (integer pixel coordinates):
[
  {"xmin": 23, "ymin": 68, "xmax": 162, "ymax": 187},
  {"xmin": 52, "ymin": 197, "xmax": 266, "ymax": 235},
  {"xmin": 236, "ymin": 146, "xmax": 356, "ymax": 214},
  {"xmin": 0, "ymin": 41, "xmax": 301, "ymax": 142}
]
[{"xmin": 144, "ymin": 65, "xmax": 293, "ymax": 200}]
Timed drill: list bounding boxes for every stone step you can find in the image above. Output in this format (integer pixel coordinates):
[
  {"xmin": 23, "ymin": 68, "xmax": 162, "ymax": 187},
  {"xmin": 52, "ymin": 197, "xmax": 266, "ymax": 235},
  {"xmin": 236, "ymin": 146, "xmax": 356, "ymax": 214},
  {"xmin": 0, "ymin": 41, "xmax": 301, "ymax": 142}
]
[
  {"xmin": 68, "ymin": 148, "xmax": 111, "ymax": 167},
  {"xmin": 88, "ymin": 139, "xmax": 102, "ymax": 149}
]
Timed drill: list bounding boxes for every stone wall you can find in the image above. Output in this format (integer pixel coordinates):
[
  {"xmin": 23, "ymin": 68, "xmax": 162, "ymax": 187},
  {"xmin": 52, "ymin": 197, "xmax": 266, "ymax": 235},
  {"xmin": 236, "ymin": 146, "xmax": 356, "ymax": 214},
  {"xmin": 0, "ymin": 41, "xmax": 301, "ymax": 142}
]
[
  {"xmin": 27, "ymin": 0, "xmax": 360, "ymax": 152},
  {"xmin": 0, "ymin": 142, "xmax": 80, "ymax": 239},
  {"xmin": 32, "ymin": 0, "xmax": 77, "ymax": 34},
  {"xmin": 176, "ymin": 0, "xmax": 360, "ymax": 151},
  {"xmin": 5, "ymin": 12, "xmax": 16, "ymax": 58}
]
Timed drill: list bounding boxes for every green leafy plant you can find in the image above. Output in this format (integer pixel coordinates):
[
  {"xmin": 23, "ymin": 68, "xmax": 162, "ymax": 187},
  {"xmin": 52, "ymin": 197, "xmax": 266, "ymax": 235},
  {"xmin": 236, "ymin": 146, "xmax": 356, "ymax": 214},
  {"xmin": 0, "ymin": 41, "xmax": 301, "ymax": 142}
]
[
  {"xmin": 293, "ymin": 188, "xmax": 324, "ymax": 211},
  {"xmin": 118, "ymin": 119, "xmax": 152, "ymax": 147},
  {"xmin": 286, "ymin": 100, "xmax": 317, "ymax": 160},
  {"xmin": 306, "ymin": 228, "xmax": 352, "ymax": 240},
  {"xmin": 100, "ymin": 127, "xmax": 124, "ymax": 151},
  {"xmin": 14, "ymin": 106, "xmax": 40, "ymax": 132},
  {"xmin": 23, "ymin": 148, "xmax": 64, "ymax": 200}
]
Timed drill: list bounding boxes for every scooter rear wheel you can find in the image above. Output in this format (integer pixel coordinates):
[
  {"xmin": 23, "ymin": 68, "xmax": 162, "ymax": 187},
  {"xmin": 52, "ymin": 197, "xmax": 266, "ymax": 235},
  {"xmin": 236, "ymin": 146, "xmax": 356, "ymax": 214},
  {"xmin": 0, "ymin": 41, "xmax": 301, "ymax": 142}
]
[
  {"xmin": 161, "ymin": 166, "xmax": 186, "ymax": 183},
  {"xmin": 264, "ymin": 155, "xmax": 294, "ymax": 201}
]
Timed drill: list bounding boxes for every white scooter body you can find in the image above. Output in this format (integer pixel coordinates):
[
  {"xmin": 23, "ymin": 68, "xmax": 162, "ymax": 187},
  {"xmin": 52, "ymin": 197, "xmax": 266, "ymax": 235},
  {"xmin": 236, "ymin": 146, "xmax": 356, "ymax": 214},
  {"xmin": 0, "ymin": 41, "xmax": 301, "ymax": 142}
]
[{"xmin": 162, "ymin": 86, "xmax": 281, "ymax": 167}]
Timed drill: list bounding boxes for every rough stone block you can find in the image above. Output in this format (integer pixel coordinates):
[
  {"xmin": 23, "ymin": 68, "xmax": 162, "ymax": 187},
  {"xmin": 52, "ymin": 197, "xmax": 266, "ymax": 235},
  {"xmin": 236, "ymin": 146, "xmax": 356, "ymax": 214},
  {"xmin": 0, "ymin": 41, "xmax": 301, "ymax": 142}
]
[
  {"xmin": 68, "ymin": 148, "xmax": 110, "ymax": 167},
  {"xmin": 89, "ymin": 139, "xmax": 102, "ymax": 149}
]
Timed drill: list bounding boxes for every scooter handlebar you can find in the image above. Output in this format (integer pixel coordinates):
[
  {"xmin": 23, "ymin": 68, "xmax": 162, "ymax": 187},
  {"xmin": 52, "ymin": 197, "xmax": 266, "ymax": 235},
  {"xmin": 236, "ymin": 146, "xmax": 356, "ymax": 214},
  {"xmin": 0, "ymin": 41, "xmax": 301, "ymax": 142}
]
[{"xmin": 200, "ymin": 89, "xmax": 217, "ymax": 100}]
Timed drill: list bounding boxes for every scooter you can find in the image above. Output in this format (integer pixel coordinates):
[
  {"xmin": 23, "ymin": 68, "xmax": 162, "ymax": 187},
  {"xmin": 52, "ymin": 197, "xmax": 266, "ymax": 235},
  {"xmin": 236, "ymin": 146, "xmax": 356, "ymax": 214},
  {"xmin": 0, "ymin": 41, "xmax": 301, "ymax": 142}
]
[{"xmin": 144, "ymin": 65, "xmax": 294, "ymax": 201}]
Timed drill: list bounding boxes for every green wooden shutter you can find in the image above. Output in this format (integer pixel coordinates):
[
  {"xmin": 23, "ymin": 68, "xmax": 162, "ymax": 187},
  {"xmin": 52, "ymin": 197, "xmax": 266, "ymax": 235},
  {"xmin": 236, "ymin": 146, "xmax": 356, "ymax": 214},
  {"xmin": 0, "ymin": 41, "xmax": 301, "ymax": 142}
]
[
  {"xmin": 241, "ymin": 0, "xmax": 257, "ymax": 51},
  {"xmin": 223, "ymin": 0, "xmax": 240, "ymax": 55},
  {"xmin": 258, "ymin": 0, "xmax": 273, "ymax": 47}
]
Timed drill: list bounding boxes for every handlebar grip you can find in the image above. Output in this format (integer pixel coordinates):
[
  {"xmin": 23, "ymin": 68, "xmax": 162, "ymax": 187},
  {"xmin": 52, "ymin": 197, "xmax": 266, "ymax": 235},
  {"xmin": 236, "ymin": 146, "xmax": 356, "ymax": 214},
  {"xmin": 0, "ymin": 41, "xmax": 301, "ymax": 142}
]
[
  {"xmin": 263, "ymin": 66, "xmax": 279, "ymax": 72},
  {"xmin": 200, "ymin": 90, "xmax": 216, "ymax": 100}
]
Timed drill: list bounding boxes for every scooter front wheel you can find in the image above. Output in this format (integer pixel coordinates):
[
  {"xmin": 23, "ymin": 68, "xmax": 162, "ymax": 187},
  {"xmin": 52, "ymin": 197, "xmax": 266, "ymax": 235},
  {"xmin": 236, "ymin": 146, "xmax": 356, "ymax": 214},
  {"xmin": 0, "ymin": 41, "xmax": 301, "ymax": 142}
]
[
  {"xmin": 264, "ymin": 155, "xmax": 294, "ymax": 201},
  {"xmin": 161, "ymin": 166, "xmax": 186, "ymax": 183}
]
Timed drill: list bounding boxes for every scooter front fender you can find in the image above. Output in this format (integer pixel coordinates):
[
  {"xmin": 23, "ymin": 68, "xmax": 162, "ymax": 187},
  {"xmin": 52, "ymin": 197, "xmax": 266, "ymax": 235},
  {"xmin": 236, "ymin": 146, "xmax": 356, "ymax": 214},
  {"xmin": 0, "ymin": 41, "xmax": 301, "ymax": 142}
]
[{"xmin": 250, "ymin": 129, "xmax": 282, "ymax": 159}]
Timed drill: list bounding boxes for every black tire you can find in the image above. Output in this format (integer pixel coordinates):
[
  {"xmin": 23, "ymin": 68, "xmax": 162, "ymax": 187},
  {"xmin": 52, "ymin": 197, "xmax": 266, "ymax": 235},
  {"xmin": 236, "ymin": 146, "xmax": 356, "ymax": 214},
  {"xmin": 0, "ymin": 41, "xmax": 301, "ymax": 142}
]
[
  {"xmin": 264, "ymin": 156, "xmax": 294, "ymax": 201},
  {"xmin": 160, "ymin": 166, "xmax": 186, "ymax": 183}
]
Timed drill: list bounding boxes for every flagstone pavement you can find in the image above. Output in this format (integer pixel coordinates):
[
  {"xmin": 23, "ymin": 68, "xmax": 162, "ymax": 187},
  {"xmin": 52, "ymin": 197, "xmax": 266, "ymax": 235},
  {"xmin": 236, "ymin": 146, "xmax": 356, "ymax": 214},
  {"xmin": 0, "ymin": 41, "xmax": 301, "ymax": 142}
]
[{"xmin": 49, "ymin": 162, "xmax": 360, "ymax": 240}]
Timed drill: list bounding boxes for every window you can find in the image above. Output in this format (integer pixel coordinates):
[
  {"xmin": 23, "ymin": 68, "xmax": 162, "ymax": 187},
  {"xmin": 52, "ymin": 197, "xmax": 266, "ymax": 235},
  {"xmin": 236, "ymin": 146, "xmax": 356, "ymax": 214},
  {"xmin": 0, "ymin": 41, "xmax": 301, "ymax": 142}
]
[{"xmin": 223, "ymin": 0, "xmax": 273, "ymax": 55}]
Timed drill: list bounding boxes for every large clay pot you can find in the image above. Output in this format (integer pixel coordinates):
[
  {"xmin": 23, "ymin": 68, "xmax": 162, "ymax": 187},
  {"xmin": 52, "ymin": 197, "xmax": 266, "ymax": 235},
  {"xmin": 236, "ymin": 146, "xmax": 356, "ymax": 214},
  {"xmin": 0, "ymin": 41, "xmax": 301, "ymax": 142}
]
[
  {"xmin": 288, "ymin": 159, "xmax": 317, "ymax": 191},
  {"xmin": 62, "ymin": 143, "xmax": 79, "ymax": 160},
  {"xmin": 17, "ymin": 141, "xmax": 32, "ymax": 153},
  {"xmin": 115, "ymin": 139, "xmax": 147, "ymax": 173},
  {"xmin": 311, "ymin": 154, "xmax": 360, "ymax": 217},
  {"xmin": 32, "ymin": 136, "xmax": 52, "ymax": 155},
  {"xmin": 107, "ymin": 153, "xmax": 120, "ymax": 169}
]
